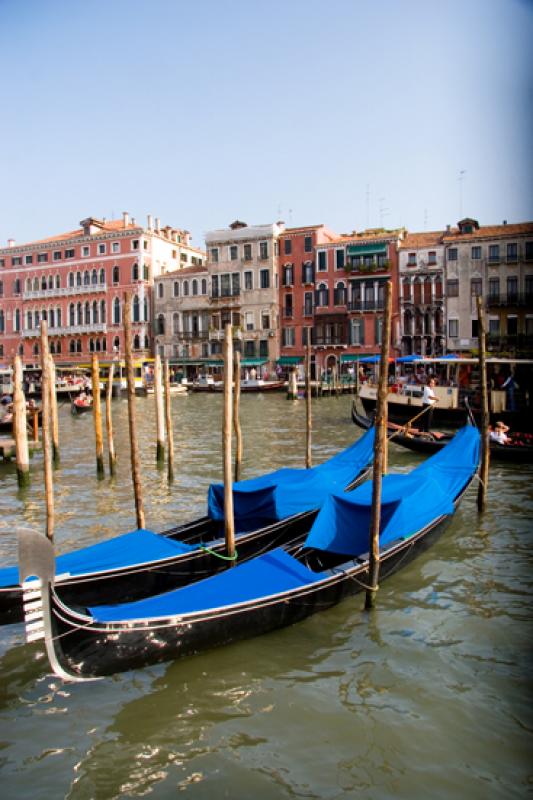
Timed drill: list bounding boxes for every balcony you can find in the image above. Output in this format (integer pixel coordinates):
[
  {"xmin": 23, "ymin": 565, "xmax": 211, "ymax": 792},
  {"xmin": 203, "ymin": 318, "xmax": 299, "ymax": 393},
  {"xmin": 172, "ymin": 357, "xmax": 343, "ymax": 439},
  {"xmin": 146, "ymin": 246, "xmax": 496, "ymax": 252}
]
[
  {"xmin": 348, "ymin": 299, "xmax": 385, "ymax": 312},
  {"xmin": 486, "ymin": 292, "xmax": 533, "ymax": 308},
  {"xmin": 176, "ymin": 331, "xmax": 209, "ymax": 341},
  {"xmin": 209, "ymin": 290, "xmax": 241, "ymax": 305},
  {"xmin": 302, "ymin": 305, "xmax": 314, "ymax": 317},
  {"xmin": 23, "ymin": 283, "xmax": 108, "ymax": 300},
  {"xmin": 487, "ymin": 334, "xmax": 533, "ymax": 352},
  {"xmin": 23, "ymin": 322, "xmax": 108, "ymax": 338},
  {"xmin": 312, "ymin": 335, "xmax": 348, "ymax": 347},
  {"xmin": 282, "ymin": 308, "xmax": 294, "ymax": 319},
  {"xmin": 208, "ymin": 326, "xmax": 242, "ymax": 341}
]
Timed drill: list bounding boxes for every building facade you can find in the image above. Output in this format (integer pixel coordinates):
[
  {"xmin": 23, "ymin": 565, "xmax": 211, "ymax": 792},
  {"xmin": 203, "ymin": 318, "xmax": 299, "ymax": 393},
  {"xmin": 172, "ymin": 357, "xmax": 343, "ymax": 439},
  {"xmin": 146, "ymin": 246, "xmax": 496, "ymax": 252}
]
[
  {"xmin": 398, "ymin": 231, "xmax": 445, "ymax": 356},
  {"xmin": 204, "ymin": 220, "xmax": 284, "ymax": 374},
  {"xmin": 443, "ymin": 219, "xmax": 533, "ymax": 356},
  {"xmin": 0, "ymin": 213, "xmax": 204, "ymax": 366}
]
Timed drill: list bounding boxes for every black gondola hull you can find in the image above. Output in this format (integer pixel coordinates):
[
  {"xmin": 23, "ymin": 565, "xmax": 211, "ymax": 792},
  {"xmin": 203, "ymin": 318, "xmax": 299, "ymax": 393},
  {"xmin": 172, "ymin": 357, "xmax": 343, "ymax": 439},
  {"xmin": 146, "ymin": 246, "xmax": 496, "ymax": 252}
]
[{"xmin": 48, "ymin": 508, "xmax": 456, "ymax": 678}]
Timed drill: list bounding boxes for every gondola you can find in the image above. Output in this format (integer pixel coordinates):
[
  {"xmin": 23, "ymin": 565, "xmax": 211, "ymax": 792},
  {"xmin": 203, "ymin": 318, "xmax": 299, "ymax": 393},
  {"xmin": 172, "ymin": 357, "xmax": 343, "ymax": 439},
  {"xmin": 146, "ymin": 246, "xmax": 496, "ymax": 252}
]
[
  {"xmin": 351, "ymin": 405, "xmax": 533, "ymax": 464},
  {"xmin": 19, "ymin": 426, "xmax": 480, "ymax": 680},
  {"xmin": 0, "ymin": 428, "xmax": 376, "ymax": 626},
  {"xmin": 71, "ymin": 396, "xmax": 93, "ymax": 415}
]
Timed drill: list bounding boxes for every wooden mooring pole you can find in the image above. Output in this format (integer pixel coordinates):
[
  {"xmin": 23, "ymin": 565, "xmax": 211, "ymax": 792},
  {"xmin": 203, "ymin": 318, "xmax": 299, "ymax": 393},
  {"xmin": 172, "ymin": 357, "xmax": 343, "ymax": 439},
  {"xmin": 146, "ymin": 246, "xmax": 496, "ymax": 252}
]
[
  {"xmin": 91, "ymin": 354, "xmax": 105, "ymax": 477},
  {"xmin": 106, "ymin": 361, "xmax": 117, "ymax": 475},
  {"xmin": 163, "ymin": 359, "xmax": 175, "ymax": 481},
  {"xmin": 124, "ymin": 294, "xmax": 145, "ymax": 529},
  {"xmin": 48, "ymin": 354, "xmax": 60, "ymax": 464},
  {"xmin": 223, "ymin": 324, "xmax": 235, "ymax": 558},
  {"xmin": 365, "ymin": 281, "xmax": 392, "ymax": 610},
  {"xmin": 305, "ymin": 337, "xmax": 312, "ymax": 467},
  {"xmin": 154, "ymin": 353, "xmax": 165, "ymax": 463},
  {"xmin": 476, "ymin": 296, "xmax": 490, "ymax": 511},
  {"xmin": 13, "ymin": 355, "xmax": 30, "ymax": 487},
  {"xmin": 233, "ymin": 348, "xmax": 243, "ymax": 482},
  {"xmin": 40, "ymin": 321, "xmax": 54, "ymax": 541}
]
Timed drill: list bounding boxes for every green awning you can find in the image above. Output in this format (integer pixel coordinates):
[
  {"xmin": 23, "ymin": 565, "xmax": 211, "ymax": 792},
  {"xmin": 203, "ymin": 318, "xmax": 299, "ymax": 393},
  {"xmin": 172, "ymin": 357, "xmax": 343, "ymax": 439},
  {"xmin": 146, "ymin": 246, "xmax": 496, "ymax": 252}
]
[
  {"xmin": 170, "ymin": 358, "xmax": 209, "ymax": 366},
  {"xmin": 277, "ymin": 356, "xmax": 304, "ymax": 365},
  {"xmin": 340, "ymin": 354, "xmax": 361, "ymax": 363},
  {"xmin": 206, "ymin": 358, "xmax": 267, "ymax": 367},
  {"xmin": 347, "ymin": 243, "xmax": 387, "ymax": 255}
]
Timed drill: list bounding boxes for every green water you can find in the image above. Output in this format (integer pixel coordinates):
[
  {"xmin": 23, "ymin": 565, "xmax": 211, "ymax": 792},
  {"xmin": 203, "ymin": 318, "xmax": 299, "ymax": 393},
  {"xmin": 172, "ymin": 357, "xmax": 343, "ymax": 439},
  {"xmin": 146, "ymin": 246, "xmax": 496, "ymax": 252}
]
[{"xmin": 0, "ymin": 394, "xmax": 531, "ymax": 799}]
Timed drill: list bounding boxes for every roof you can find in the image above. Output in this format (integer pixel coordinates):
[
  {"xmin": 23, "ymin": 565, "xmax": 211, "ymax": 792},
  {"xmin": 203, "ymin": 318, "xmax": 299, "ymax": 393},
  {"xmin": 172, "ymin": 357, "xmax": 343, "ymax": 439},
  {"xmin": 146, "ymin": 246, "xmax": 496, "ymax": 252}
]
[
  {"xmin": 162, "ymin": 264, "xmax": 208, "ymax": 277},
  {"xmin": 399, "ymin": 231, "xmax": 445, "ymax": 249},
  {"xmin": 443, "ymin": 221, "xmax": 533, "ymax": 242}
]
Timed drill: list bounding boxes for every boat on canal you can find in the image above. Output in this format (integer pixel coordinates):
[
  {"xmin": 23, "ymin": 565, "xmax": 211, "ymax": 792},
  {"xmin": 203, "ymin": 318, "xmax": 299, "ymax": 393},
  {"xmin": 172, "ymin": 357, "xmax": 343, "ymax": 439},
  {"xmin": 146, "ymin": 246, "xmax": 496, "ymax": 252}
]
[
  {"xmin": 0, "ymin": 429, "xmax": 376, "ymax": 626},
  {"xmin": 352, "ymin": 405, "xmax": 533, "ymax": 464},
  {"xmin": 18, "ymin": 426, "xmax": 479, "ymax": 679}
]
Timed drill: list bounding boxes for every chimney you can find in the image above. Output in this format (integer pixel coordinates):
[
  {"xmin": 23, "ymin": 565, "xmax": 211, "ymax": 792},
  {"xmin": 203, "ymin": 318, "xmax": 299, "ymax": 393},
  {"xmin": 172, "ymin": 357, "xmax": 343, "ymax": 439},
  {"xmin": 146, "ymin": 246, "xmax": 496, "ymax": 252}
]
[
  {"xmin": 446, "ymin": 224, "xmax": 451, "ymax": 232},
  {"xmin": 155, "ymin": 217, "xmax": 161, "ymax": 233},
  {"xmin": 131, "ymin": 217, "xmax": 136, "ymax": 227},
  {"xmin": 147, "ymin": 214, "xmax": 153, "ymax": 231},
  {"xmin": 503, "ymin": 220, "xmax": 507, "ymax": 225},
  {"xmin": 122, "ymin": 211, "xmax": 129, "ymax": 228},
  {"xmin": 7, "ymin": 238, "xmax": 15, "ymax": 248}
]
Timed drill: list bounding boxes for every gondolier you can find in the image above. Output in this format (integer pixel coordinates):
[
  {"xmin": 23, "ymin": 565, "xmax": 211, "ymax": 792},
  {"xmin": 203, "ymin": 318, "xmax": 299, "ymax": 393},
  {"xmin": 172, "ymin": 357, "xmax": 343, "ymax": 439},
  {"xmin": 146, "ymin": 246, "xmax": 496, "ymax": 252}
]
[{"xmin": 422, "ymin": 378, "xmax": 438, "ymax": 432}]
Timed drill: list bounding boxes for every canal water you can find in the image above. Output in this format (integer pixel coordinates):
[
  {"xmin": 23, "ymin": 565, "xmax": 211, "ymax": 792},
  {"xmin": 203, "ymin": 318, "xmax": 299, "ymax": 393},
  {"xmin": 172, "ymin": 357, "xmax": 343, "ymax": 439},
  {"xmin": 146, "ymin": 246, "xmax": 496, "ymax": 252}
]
[{"xmin": 0, "ymin": 393, "xmax": 531, "ymax": 799}]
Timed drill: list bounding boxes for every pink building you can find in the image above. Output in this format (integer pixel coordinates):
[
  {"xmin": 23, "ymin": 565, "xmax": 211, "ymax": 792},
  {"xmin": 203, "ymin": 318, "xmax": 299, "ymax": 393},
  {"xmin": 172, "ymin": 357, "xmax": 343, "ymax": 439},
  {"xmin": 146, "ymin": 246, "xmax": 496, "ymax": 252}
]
[{"xmin": 0, "ymin": 213, "xmax": 204, "ymax": 366}]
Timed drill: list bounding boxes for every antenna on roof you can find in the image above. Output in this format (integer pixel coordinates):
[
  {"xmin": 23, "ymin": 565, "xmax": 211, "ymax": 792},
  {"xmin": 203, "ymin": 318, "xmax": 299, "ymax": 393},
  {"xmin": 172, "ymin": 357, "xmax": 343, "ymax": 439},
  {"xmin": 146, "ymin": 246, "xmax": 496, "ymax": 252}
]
[{"xmin": 459, "ymin": 170, "xmax": 466, "ymax": 217}]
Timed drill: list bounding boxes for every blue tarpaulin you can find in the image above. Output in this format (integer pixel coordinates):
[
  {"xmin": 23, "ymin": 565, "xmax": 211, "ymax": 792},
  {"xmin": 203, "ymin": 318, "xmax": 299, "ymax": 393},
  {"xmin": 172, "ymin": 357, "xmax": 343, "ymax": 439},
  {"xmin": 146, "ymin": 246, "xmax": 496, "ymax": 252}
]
[
  {"xmin": 207, "ymin": 427, "xmax": 375, "ymax": 523},
  {"xmin": 304, "ymin": 426, "xmax": 480, "ymax": 557}
]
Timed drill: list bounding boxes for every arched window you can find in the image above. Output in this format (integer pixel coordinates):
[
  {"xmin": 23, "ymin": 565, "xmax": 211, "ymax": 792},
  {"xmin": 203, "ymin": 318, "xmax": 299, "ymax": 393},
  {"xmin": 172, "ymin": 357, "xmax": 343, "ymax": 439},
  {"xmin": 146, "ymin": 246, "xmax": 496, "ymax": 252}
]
[
  {"xmin": 113, "ymin": 336, "xmax": 120, "ymax": 352},
  {"xmin": 112, "ymin": 266, "xmax": 119, "ymax": 284},
  {"xmin": 55, "ymin": 275, "xmax": 60, "ymax": 288},
  {"xmin": 76, "ymin": 272, "xmax": 82, "ymax": 287},
  {"xmin": 101, "ymin": 338, "xmax": 107, "ymax": 352},
  {"xmin": 183, "ymin": 280, "xmax": 189, "ymax": 296},
  {"xmin": 33, "ymin": 343, "xmax": 39, "ymax": 356},
  {"xmin": 95, "ymin": 338, "xmax": 101, "ymax": 352},
  {"xmin": 99, "ymin": 268, "xmax": 105, "ymax": 283},
  {"xmin": 157, "ymin": 314, "xmax": 165, "ymax": 335},
  {"xmin": 25, "ymin": 278, "xmax": 31, "ymax": 292},
  {"xmin": 34, "ymin": 310, "xmax": 40, "ymax": 327},
  {"xmin": 92, "ymin": 300, "xmax": 99, "ymax": 323},
  {"xmin": 89, "ymin": 339, "xmax": 95, "ymax": 352},
  {"xmin": 173, "ymin": 313, "xmax": 180, "ymax": 335},
  {"xmin": 158, "ymin": 282, "xmax": 164, "ymax": 299},
  {"xmin": 41, "ymin": 276, "xmax": 47, "ymax": 290},
  {"xmin": 48, "ymin": 275, "xmax": 53, "ymax": 289},
  {"xmin": 56, "ymin": 340, "xmax": 62, "ymax": 354},
  {"xmin": 76, "ymin": 339, "xmax": 82, "ymax": 353},
  {"xmin": 192, "ymin": 279, "xmax": 198, "ymax": 296},
  {"xmin": 15, "ymin": 308, "xmax": 21, "ymax": 331},
  {"xmin": 69, "ymin": 303, "xmax": 75, "ymax": 326},
  {"xmin": 77, "ymin": 302, "xmax": 82, "ymax": 325},
  {"xmin": 100, "ymin": 300, "xmax": 106, "ymax": 323},
  {"xmin": 84, "ymin": 271, "xmax": 90, "ymax": 286},
  {"xmin": 68, "ymin": 273, "xmax": 74, "ymax": 288},
  {"xmin": 33, "ymin": 277, "xmax": 39, "ymax": 291},
  {"xmin": 143, "ymin": 297, "xmax": 148, "ymax": 322},
  {"xmin": 92, "ymin": 269, "xmax": 98, "ymax": 285},
  {"xmin": 50, "ymin": 341, "xmax": 56, "ymax": 354},
  {"xmin": 132, "ymin": 263, "xmax": 139, "ymax": 281},
  {"xmin": 132, "ymin": 294, "xmax": 140, "ymax": 322},
  {"xmin": 113, "ymin": 297, "xmax": 121, "ymax": 324},
  {"xmin": 0, "ymin": 310, "xmax": 4, "ymax": 333},
  {"xmin": 201, "ymin": 278, "xmax": 207, "ymax": 295},
  {"xmin": 70, "ymin": 339, "xmax": 76, "ymax": 353},
  {"xmin": 173, "ymin": 281, "xmax": 180, "ymax": 297},
  {"xmin": 84, "ymin": 301, "xmax": 91, "ymax": 324},
  {"xmin": 49, "ymin": 308, "xmax": 55, "ymax": 327},
  {"xmin": 144, "ymin": 335, "xmax": 149, "ymax": 350},
  {"xmin": 56, "ymin": 308, "xmax": 62, "ymax": 327},
  {"xmin": 133, "ymin": 334, "xmax": 140, "ymax": 350}
]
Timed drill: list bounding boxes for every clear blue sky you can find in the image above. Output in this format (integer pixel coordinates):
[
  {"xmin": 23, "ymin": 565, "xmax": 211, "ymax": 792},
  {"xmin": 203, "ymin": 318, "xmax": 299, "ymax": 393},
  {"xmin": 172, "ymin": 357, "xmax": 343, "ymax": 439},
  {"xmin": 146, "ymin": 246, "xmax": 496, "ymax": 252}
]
[{"xmin": 1, "ymin": 0, "xmax": 532, "ymax": 249}]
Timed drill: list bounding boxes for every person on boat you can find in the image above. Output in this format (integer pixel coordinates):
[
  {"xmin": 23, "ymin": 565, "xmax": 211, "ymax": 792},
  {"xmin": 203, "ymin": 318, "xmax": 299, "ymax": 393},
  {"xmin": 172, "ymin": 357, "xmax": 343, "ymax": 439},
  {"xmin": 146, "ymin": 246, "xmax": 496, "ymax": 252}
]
[
  {"xmin": 502, "ymin": 373, "xmax": 518, "ymax": 411},
  {"xmin": 421, "ymin": 378, "xmax": 438, "ymax": 432},
  {"xmin": 490, "ymin": 421, "xmax": 511, "ymax": 445}
]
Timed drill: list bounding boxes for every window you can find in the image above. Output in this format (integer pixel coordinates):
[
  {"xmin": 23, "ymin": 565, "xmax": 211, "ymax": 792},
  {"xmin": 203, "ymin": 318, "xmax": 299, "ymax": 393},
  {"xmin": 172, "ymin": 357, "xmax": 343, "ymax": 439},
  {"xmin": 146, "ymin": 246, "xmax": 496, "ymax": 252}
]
[
  {"xmin": 428, "ymin": 251, "xmax": 437, "ymax": 265},
  {"xmin": 261, "ymin": 312, "xmax": 270, "ymax": 330},
  {"xmin": 13, "ymin": 278, "xmax": 21, "ymax": 295},
  {"xmin": 98, "ymin": 243, "xmax": 106, "ymax": 255},
  {"xmin": 447, "ymin": 279, "xmax": 459, "ymax": 297},
  {"xmin": 259, "ymin": 340, "xmax": 268, "ymax": 358},
  {"xmin": 158, "ymin": 282, "xmax": 164, "ymax": 299},
  {"xmin": 488, "ymin": 318, "xmax": 499, "ymax": 336},
  {"xmin": 25, "ymin": 254, "xmax": 33, "ymax": 264},
  {"xmin": 244, "ymin": 271, "xmax": 253, "ymax": 290},
  {"xmin": 14, "ymin": 308, "xmax": 21, "ymax": 332},
  {"xmin": 315, "ymin": 283, "xmax": 329, "ymax": 307},
  {"xmin": 507, "ymin": 243, "xmax": 518, "ymax": 263},
  {"xmin": 11, "ymin": 256, "xmax": 21, "ymax": 266},
  {"xmin": 112, "ymin": 266, "xmax": 119, "ymax": 284},
  {"xmin": 112, "ymin": 242, "xmax": 120, "ymax": 253},
  {"xmin": 259, "ymin": 241, "xmax": 268, "ymax": 260},
  {"xmin": 156, "ymin": 314, "xmax": 165, "ymax": 335},
  {"xmin": 350, "ymin": 318, "xmax": 364, "ymax": 345},
  {"xmin": 507, "ymin": 277, "xmax": 518, "ymax": 301},
  {"xmin": 447, "ymin": 248, "xmax": 457, "ymax": 261},
  {"xmin": 526, "ymin": 316, "xmax": 533, "ymax": 336},
  {"xmin": 201, "ymin": 279, "xmax": 207, "ymax": 294},
  {"xmin": 132, "ymin": 263, "xmax": 139, "ymax": 281},
  {"xmin": 471, "ymin": 278, "xmax": 482, "ymax": 296},
  {"xmin": 336, "ymin": 249, "xmax": 345, "ymax": 270},
  {"xmin": 317, "ymin": 251, "xmax": 327, "ymax": 271},
  {"xmin": 244, "ymin": 340, "xmax": 256, "ymax": 357},
  {"xmin": 488, "ymin": 244, "xmax": 500, "ymax": 263},
  {"xmin": 304, "ymin": 291, "xmax": 313, "ymax": 316},
  {"xmin": 302, "ymin": 261, "xmax": 314, "ymax": 284},
  {"xmin": 210, "ymin": 247, "xmax": 219, "ymax": 263},
  {"xmin": 211, "ymin": 275, "xmax": 219, "ymax": 297},
  {"xmin": 82, "ymin": 246, "xmax": 90, "ymax": 257},
  {"xmin": 471, "ymin": 246, "xmax": 481, "ymax": 260},
  {"xmin": 304, "ymin": 236, "xmax": 312, "ymax": 253},
  {"xmin": 65, "ymin": 248, "xmax": 75, "ymax": 259},
  {"xmin": 113, "ymin": 297, "xmax": 121, "ymax": 324},
  {"xmin": 230, "ymin": 245, "xmax": 238, "ymax": 261},
  {"xmin": 284, "ymin": 239, "xmax": 292, "ymax": 256},
  {"xmin": 180, "ymin": 252, "xmax": 187, "ymax": 263},
  {"xmin": 334, "ymin": 282, "xmax": 347, "ymax": 305},
  {"xmin": 448, "ymin": 319, "xmax": 458, "ymax": 338},
  {"xmin": 132, "ymin": 240, "xmax": 139, "ymax": 251},
  {"xmin": 173, "ymin": 281, "xmax": 180, "ymax": 297},
  {"xmin": 243, "ymin": 244, "xmax": 252, "ymax": 261},
  {"xmin": 244, "ymin": 311, "xmax": 254, "ymax": 331},
  {"xmin": 183, "ymin": 280, "xmax": 189, "ymax": 296},
  {"xmin": 525, "ymin": 241, "xmax": 533, "ymax": 261},
  {"xmin": 232, "ymin": 272, "xmax": 240, "ymax": 295},
  {"xmin": 471, "ymin": 319, "xmax": 479, "ymax": 338},
  {"xmin": 283, "ymin": 264, "xmax": 293, "ymax": 286},
  {"xmin": 407, "ymin": 252, "xmax": 417, "ymax": 266},
  {"xmin": 260, "ymin": 269, "xmax": 270, "ymax": 289},
  {"xmin": 488, "ymin": 277, "xmax": 499, "ymax": 298},
  {"xmin": 192, "ymin": 279, "xmax": 198, "ymax": 296},
  {"xmin": 507, "ymin": 316, "xmax": 518, "ymax": 336},
  {"xmin": 282, "ymin": 327, "xmax": 295, "ymax": 346},
  {"xmin": 526, "ymin": 275, "xmax": 533, "ymax": 300}
]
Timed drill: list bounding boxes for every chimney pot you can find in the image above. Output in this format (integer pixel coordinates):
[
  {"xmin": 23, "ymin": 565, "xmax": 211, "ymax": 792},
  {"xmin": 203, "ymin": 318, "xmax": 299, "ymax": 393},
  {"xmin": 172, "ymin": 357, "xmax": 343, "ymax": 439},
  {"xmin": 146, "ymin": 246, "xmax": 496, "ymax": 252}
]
[
  {"xmin": 147, "ymin": 214, "xmax": 153, "ymax": 230},
  {"xmin": 503, "ymin": 219, "xmax": 507, "ymax": 225},
  {"xmin": 122, "ymin": 211, "xmax": 129, "ymax": 228},
  {"xmin": 7, "ymin": 238, "xmax": 15, "ymax": 248},
  {"xmin": 155, "ymin": 217, "xmax": 161, "ymax": 233},
  {"xmin": 131, "ymin": 217, "xmax": 136, "ymax": 226}
]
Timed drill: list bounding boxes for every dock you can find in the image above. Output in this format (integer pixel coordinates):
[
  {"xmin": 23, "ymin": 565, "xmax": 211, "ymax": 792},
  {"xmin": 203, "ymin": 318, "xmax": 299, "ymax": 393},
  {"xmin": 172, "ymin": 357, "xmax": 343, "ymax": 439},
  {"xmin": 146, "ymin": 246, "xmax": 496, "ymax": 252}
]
[{"xmin": 0, "ymin": 438, "xmax": 41, "ymax": 461}]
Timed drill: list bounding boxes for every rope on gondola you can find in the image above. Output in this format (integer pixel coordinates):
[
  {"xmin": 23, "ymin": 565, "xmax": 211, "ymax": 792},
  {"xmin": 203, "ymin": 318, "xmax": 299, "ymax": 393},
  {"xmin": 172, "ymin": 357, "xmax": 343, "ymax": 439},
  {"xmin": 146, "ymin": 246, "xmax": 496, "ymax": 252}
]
[{"xmin": 199, "ymin": 545, "xmax": 238, "ymax": 561}]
